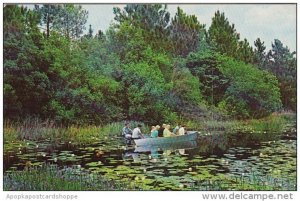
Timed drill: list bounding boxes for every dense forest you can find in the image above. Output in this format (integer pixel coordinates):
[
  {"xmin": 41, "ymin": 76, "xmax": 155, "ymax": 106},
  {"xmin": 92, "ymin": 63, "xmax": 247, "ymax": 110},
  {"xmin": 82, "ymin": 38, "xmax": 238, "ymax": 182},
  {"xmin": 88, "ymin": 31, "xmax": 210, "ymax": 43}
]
[{"xmin": 3, "ymin": 4, "xmax": 296, "ymax": 126}]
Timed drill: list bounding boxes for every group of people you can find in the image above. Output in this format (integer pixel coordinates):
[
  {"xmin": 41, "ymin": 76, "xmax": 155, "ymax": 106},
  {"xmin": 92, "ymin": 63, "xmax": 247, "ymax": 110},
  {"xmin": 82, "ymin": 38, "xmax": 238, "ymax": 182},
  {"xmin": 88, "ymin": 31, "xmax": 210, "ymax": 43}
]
[{"xmin": 122, "ymin": 122, "xmax": 186, "ymax": 140}]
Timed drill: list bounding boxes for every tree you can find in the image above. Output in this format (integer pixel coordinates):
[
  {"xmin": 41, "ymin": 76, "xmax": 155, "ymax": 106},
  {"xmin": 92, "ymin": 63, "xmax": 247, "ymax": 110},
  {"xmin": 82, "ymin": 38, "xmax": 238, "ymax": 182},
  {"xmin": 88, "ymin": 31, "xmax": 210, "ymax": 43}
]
[
  {"xmin": 112, "ymin": 4, "xmax": 172, "ymax": 52},
  {"xmin": 88, "ymin": 24, "xmax": 93, "ymax": 38},
  {"xmin": 170, "ymin": 7, "xmax": 205, "ymax": 57},
  {"xmin": 34, "ymin": 4, "xmax": 61, "ymax": 38},
  {"xmin": 253, "ymin": 37, "xmax": 267, "ymax": 68},
  {"xmin": 266, "ymin": 39, "xmax": 296, "ymax": 111},
  {"xmin": 237, "ymin": 38, "xmax": 254, "ymax": 64},
  {"xmin": 35, "ymin": 4, "xmax": 88, "ymax": 39},
  {"xmin": 217, "ymin": 55, "xmax": 282, "ymax": 118},
  {"xmin": 4, "ymin": 5, "xmax": 51, "ymax": 118},
  {"xmin": 208, "ymin": 10, "xmax": 254, "ymax": 63},
  {"xmin": 186, "ymin": 51, "xmax": 229, "ymax": 105},
  {"xmin": 185, "ymin": 48, "xmax": 282, "ymax": 118},
  {"xmin": 42, "ymin": 34, "xmax": 122, "ymax": 124},
  {"xmin": 113, "ymin": 4, "xmax": 170, "ymax": 31},
  {"xmin": 96, "ymin": 29, "xmax": 105, "ymax": 40},
  {"xmin": 208, "ymin": 11, "xmax": 239, "ymax": 56},
  {"xmin": 58, "ymin": 4, "xmax": 88, "ymax": 39},
  {"xmin": 171, "ymin": 60, "xmax": 203, "ymax": 104}
]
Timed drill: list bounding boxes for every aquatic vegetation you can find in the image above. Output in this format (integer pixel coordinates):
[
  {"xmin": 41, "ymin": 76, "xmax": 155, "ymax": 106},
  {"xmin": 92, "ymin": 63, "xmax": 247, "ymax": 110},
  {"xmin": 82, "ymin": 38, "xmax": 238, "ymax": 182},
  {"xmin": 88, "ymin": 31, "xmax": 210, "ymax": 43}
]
[
  {"xmin": 4, "ymin": 164, "xmax": 138, "ymax": 191},
  {"xmin": 3, "ymin": 117, "xmax": 296, "ymax": 191}
]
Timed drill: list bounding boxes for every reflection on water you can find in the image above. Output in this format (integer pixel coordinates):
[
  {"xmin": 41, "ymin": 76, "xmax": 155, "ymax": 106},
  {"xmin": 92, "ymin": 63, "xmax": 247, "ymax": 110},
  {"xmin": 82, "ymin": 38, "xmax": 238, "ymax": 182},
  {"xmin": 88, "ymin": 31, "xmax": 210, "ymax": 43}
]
[{"xmin": 4, "ymin": 131, "xmax": 297, "ymax": 190}]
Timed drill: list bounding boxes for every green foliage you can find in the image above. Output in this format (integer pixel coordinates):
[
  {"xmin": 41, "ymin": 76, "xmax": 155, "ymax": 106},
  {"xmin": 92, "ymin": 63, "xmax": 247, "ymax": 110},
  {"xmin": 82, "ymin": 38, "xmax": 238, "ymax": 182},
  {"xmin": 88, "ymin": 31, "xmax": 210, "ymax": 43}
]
[
  {"xmin": 266, "ymin": 39, "xmax": 296, "ymax": 111},
  {"xmin": 4, "ymin": 164, "xmax": 137, "ymax": 190},
  {"xmin": 3, "ymin": 4, "xmax": 295, "ymax": 124},
  {"xmin": 120, "ymin": 56, "xmax": 168, "ymax": 122},
  {"xmin": 42, "ymin": 34, "xmax": 122, "ymax": 123},
  {"xmin": 4, "ymin": 5, "xmax": 50, "ymax": 118},
  {"xmin": 217, "ymin": 55, "xmax": 282, "ymax": 118},
  {"xmin": 113, "ymin": 4, "xmax": 172, "ymax": 53},
  {"xmin": 253, "ymin": 37, "xmax": 267, "ymax": 68},
  {"xmin": 34, "ymin": 4, "xmax": 60, "ymax": 38},
  {"xmin": 56, "ymin": 4, "xmax": 88, "ymax": 39},
  {"xmin": 170, "ymin": 7, "xmax": 206, "ymax": 56},
  {"xmin": 172, "ymin": 60, "xmax": 202, "ymax": 104},
  {"xmin": 253, "ymin": 38, "xmax": 296, "ymax": 111},
  {"xmin": 35, "ymin": 4, "xmax": 88, "ymax": 39},
  {"xmin": 106, "ymin": 19, "xmax": 176, "ymax": 123},
  {"xmin": 185, "ymin": 50, "xmax": 282, "ymax": 119},
  {"xmin": 186, "ymin": 51, "xmax": 229, "ymax": 105},
  {"xmin": 208, "ymin": 10, "xmax": 254, "ymax": 63},
  {"xmin": 208, "ymin": 11, "xmax": 239, "ymax": 56}
]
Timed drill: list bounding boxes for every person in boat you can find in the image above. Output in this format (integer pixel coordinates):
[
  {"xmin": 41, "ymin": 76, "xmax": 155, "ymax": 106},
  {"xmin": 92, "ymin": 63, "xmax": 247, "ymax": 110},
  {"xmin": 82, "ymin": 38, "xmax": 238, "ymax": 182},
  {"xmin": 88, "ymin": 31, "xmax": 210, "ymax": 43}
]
[
  {"xmin": 132, "ymin": 124, "xmax": 144, "ymax": 139},
  {"xmin": 158, "ymin": 123, "xmax": 166, "ymax": 137},
  {"xmin": 173, "ymin": 123, "xmax": 180, "ymax": 135},
  {"xmin": 178, "ymin": 125, "xmax": 186, "ymax": 135},
  {"xmin": 122, "ymin": 122, "xmax": 132, "ymax": 139},
  {"xmin": 150, "ymin": 126, "xmax": 156, "ymax": 133},
  {"xmin": 163, "ymin": 124, "xmax": 176, "ymax": 137},
  {"xmin": 151, "ymin": 125, "xmax": 160, "ymax": 138}
]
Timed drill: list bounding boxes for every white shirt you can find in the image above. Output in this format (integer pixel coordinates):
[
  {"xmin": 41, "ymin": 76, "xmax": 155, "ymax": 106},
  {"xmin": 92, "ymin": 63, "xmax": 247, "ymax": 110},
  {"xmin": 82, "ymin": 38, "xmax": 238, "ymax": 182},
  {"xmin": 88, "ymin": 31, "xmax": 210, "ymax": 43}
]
[
  {"xmin": 178, "ymin": 127, "xmax": 185, "ymax": 135},
  {"xmin": 132, "ymin": 127, "xmax": 142, "ymax": 138}
]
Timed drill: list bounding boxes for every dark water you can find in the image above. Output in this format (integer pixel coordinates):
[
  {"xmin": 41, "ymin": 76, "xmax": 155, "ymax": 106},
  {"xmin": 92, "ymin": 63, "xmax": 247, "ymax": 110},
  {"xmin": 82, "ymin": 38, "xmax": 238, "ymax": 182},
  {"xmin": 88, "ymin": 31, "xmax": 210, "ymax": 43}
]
[{"xmin": 4, "ymin": 130, "xmax": 297, "ymax": 190}]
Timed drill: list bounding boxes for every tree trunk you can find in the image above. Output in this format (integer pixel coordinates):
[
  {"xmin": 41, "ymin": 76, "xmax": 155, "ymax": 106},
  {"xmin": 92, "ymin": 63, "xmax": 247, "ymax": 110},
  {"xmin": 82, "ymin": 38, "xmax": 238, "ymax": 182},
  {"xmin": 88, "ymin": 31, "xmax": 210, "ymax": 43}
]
[{"xmin": 46, "ymin": 14, "xmax": 50, "ymax": 38}]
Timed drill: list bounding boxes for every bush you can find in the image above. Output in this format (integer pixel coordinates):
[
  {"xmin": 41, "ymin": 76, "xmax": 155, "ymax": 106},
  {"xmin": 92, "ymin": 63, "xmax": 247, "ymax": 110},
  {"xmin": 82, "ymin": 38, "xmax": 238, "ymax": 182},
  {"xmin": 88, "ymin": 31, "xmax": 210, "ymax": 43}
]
[
  {"xmin": 172, "ymin": 66, "xmax": 202, "ymax": 104},
  {"xmin": 218, "ymin": 55, "xmax": 282, "ymax": 118}
]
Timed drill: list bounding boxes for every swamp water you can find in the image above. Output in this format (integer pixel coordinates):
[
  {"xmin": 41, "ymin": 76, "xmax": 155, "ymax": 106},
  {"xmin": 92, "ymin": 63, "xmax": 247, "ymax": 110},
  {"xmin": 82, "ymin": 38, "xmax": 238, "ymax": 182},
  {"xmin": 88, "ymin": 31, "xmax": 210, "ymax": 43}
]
[{"xmin": 4, "ymin": 130, "xmax": 297, "ymax": 190}]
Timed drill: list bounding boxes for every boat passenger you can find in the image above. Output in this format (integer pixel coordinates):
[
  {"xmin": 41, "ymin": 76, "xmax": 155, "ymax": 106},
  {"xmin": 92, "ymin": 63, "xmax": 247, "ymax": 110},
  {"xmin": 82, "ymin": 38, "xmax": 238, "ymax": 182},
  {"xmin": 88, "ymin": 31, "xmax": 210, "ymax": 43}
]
[
  {"xmin": 122, "ymin": 122, "xmax": 132, "ymax": 139},
  {"xmin": 163, "ymin": 125, "xmax": 176, "ymax": 137},
  {"xmin": 173, "ymin": 124, "xmax": 180, "ymax": 135},
  {"xmin": 132, "ymin": 124, "xmax": 144, "ymax": 139},
  {"xmin": 178, "ymin": 125, "xmax": 185, "ymax": 135},
  {"xmin": 151, "ymin": 125, "xmax": 160, "ymax": 138},
  {"xmin": 150, "ymin": 126, "xmax": 156, "ymax": 133},
  {"xmin": 158, "ymin": 123, "xmax": 166, "ymax": 137}
]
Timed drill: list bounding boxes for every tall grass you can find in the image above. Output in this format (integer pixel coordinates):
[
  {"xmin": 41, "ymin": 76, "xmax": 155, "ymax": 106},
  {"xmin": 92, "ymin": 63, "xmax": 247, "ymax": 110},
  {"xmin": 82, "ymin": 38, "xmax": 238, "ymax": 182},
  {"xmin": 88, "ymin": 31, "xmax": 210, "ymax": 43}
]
[
  {"xmin": 183, "ymin": 113, "xmax": 289, "ymax": 133},
  {"xmin": 4, "ymin": 118, "xmax": 150, "ymax": 145},
  {"xmin": 4, "ymin": 118, "xmax": 130, "ymax": 145},
  {"xmin": 241, "ymin": 114, "xmax": 287, "ymax": 133},
  {"xmin": 4, "ymin": 112, "xmax": 293, "ymax": 145}
]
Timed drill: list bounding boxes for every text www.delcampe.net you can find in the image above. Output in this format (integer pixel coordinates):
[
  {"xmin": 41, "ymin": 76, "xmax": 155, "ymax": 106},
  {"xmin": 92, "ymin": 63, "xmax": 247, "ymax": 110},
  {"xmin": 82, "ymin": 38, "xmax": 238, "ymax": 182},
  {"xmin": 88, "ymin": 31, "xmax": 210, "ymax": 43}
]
[{"xmin": 202, "ymin": 192, "xmax": 294, "ymax": 201}]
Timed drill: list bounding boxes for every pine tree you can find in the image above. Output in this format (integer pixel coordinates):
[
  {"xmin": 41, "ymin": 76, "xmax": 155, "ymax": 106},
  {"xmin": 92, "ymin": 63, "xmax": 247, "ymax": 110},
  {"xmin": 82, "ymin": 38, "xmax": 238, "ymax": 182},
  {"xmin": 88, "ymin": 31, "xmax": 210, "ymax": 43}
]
[
  {"xmin": 35, "ymin": 4, "xmax": 88, "ymax": 39},
  {"xmin": 208, "ymin": 10, "xmax": 254, "ymax": 63},
  {"xmin": 112, "ymin": 4, "xmax": 171, "ymax": 52},
  {"xmin": 88, "ymin": 24, "xmax": 93, "ymax": 38},
  {"xmin": 254, "ymin": 38, "xmax": 267, "ymax": 68},
  {"xmin": 266, "ymin": 39, "xmax": 296, "ymax": 110},
  {"xmin": 34, "ymin": 4, "xmax": 61, "ymax": 38},
  {"xmin": 170, "ymin": 7, "xmax": 206, "ymax": 57}
]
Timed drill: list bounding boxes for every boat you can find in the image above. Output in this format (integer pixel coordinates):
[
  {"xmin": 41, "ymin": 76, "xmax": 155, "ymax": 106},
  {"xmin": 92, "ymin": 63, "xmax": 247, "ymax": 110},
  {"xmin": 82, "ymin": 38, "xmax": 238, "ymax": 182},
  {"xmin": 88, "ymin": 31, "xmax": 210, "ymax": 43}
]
[
  {"xmin": 134, "ymin": 140, "xmax": 198, "ymax": 152},
  {"xmin": 134, "ymin": 132, "xmax": 199, "ymax": 147}
]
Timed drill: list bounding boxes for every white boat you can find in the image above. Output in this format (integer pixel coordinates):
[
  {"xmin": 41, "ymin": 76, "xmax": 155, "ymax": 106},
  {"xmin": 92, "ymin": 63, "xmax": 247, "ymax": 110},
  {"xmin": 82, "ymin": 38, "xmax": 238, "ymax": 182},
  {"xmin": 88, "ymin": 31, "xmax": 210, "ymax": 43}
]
[{"xmin": 134, "ymin": 132, "xmax": 198, "ymax": 147}]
